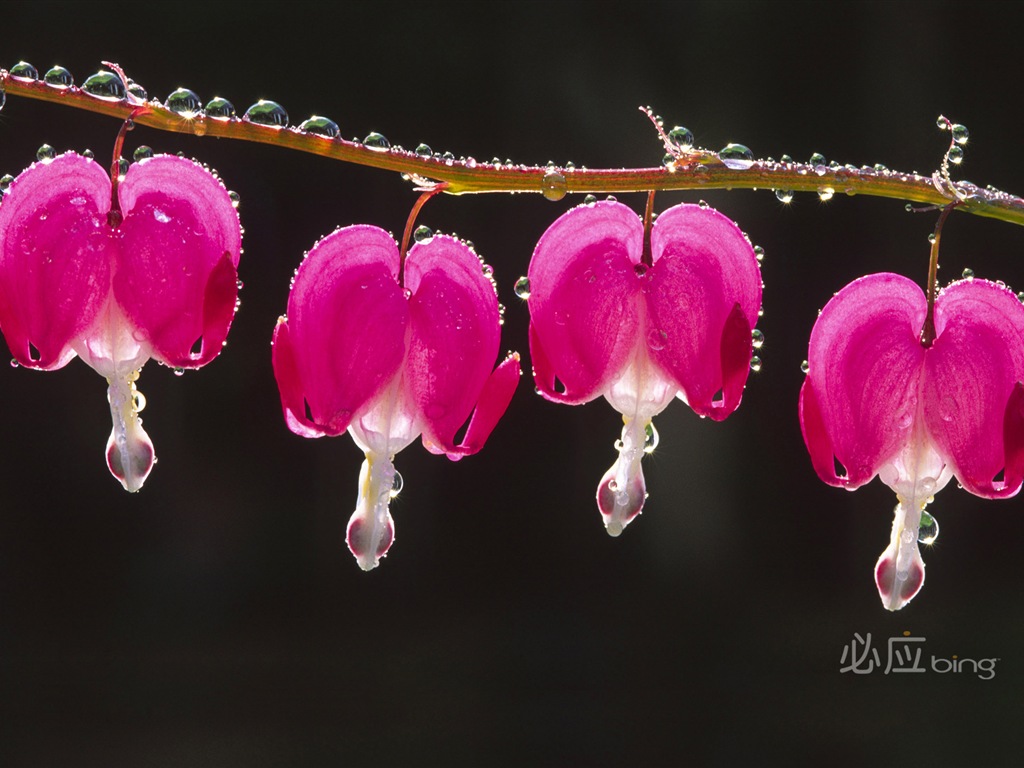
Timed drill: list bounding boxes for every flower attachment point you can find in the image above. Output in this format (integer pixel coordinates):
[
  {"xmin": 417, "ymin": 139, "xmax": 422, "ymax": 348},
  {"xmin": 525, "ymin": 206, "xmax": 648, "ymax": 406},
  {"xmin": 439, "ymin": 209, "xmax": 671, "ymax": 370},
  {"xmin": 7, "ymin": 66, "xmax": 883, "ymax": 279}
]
[
  {"xmin": 800, "ymin": 273, "xmax": 1024, "ymax": 610},
  {"xmin": 0, "ymin": 151, "xmax": 242, "ymax": 490},
  {"xmin": 526, "ymin": 200, "xmax": 762, "ymax": 535},
  {"xmin": 272, "ymin": 225, "xmax": 519, "ymax": 570}
]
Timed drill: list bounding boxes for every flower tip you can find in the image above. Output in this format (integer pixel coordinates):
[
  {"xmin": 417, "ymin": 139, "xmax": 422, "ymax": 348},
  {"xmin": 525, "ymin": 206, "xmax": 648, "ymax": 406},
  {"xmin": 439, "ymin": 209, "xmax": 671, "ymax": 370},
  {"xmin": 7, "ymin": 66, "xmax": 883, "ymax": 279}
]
[{"xmin": 875, "ymin": 552, "xmax": 925, "ymax": 611}]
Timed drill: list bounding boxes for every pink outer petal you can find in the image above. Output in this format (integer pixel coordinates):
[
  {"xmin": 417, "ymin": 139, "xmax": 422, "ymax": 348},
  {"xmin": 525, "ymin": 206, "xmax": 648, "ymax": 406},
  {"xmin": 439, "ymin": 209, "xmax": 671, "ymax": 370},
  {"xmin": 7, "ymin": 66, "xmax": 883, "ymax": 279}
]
[
  {"xmin": 923, "ymin": 278, "xmax": 1024, "ymax": 498},
  {"xmin": 403, "ymin": 236, "xmax": 513, "ymax": 456},
  {"xmin": 275, "ymin": 226, "xmax": 408, "ymax": 437},
  {"xmin": 645, "ymin": 203, "xmax": 762, "ymax": 419},
  {"xmin": 526, "ymin": 201, "xmax": 643, "ymax": 403},
  {"xmin": 802, "ymin": 273, "xmax": 927, "ymax": 488},
  {"xmin": 114, "ymin": 156, "xmax": 241, "ymax": 367},
  {"xmin": 0, "ymin": 153, "xmax": 112, "ymax": 369}
]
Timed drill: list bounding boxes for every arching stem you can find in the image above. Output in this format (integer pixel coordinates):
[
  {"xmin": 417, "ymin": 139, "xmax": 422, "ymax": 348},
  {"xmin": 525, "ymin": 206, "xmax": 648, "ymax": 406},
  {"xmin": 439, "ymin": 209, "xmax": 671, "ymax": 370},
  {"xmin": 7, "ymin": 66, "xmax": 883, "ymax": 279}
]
[
  {"xmin": 398, "ymin": 184, "xmax": 447, "ymax": 286},
  {"xmin": 920, "ymin": 202, "xmax": 959, "ymax": 348}
]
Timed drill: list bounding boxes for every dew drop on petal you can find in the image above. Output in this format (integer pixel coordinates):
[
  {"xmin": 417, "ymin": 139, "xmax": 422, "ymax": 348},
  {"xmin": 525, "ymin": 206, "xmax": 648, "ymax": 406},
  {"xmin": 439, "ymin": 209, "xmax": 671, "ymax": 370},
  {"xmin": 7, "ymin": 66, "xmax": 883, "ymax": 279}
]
[
  {"xmin": 413, "ymin": 225, "xmax": 433, "ymax": 244},
  {"xmin": 36, "ymin": 144, "xmax": 56, "ymax": 162},
  {"xmin": 82, "ymin": 70, "xmax": 126, "ymax": 101},
  {"xmin": 43, "ymin": 65, "xmax": 74, "ymax": 89},
  {"xmin": 541, "ymin": 170, "xmax": 567, "ymax": 201},
  {"xmin": 299, "ymin": 115, "xmax": 340, "ymax": 138},
  {"xmin": 962, "ymin": 267, "xmax": 974, "ymax": 279},
  {"xmin": 390, "ymin": 470, "xmax": 404, "ymax": 498},
  {"xmin": 583, "ymin": 194, "xmax": 597, "ymax": 205},
  {"xmin": 244, "ymin": 100, "xmax": 289, "ymax": 127},
  {"xmin": 643, "ymin": 422, "xmax": 659, "ymax": 454},
  {"xmin": 10, "ymin": 61, "xmax": 39, "ymax": 81},
  {"xmin": 0, "ymin": 174, "xmax": 14, "ymax": 193},
  {"xmin": 918, "ymin": 511, "xmax": 939, "ymax": 545},
  {"xmin": 751, "ymin": 329, "xmax": 764, "ymax": 349},
  {"xmin": 750, "ymin": 356, "xmax": 762, "ymax": 372},
  {"xmin": 362, "ymin": 132, "xmax": 390, "ymax": 151},
  {"xmin": 718, "ymin": 143, "xmax": 754, "ymax": 170},
  {"xmin": 800, "ymin": 360, "xmax": 810, "ymax": 374},
  {"xmin": 646, "ymin": 328, "xmax": 668, "ymax": 351},
  {"xmin": 514, "ymin": 276, "xmax": 531, "ymax": 299},
  {"xmin": 204, "ymin": 96, "xmax": 236, "ymax": 120},
  {"xmin": 133, "ymin": 145, "xmax": 153, "ymax": 162}
]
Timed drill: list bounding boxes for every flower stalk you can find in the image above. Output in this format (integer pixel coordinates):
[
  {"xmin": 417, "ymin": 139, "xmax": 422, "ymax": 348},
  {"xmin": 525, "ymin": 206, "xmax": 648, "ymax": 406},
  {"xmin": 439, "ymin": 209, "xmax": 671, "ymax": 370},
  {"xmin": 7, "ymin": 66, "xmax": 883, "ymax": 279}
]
[{"xmin": 4, "ymin": 71, "xmax": 1024, "ymax": 227}]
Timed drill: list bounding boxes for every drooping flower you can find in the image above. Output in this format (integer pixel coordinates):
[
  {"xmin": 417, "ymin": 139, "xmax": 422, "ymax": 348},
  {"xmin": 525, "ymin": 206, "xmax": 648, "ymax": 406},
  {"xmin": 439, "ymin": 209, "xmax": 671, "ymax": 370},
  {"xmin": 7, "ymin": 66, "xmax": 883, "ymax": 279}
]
[
  {"xmin": 272, "ymin": 225, "xmax": 520, "ymax": 570},
  {"xmin": 0, "ymin": 151, "xmax": 241, "ymax": 491},
  {"xmin": 800, "ymin": 272, "xmax": 1024, "ymax": 610},
  {"xmin": 526, "ymin": 200, "xmax": 763, "ymax": 535}
]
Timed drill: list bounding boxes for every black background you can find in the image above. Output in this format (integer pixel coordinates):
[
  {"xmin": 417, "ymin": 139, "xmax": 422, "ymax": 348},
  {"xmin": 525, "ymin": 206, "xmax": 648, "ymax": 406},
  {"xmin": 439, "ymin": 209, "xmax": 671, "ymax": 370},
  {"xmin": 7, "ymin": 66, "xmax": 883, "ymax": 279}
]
[{"xmin": 3, "ymin": 2, "xmax": 1024, "ymax": 766}]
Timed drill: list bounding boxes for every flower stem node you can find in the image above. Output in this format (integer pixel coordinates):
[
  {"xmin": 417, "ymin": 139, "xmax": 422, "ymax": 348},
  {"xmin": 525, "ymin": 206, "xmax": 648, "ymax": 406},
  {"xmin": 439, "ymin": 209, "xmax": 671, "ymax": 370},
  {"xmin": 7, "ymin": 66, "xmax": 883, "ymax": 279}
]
[{"xmin": 526, "ymin": 200, "xmax": 763, "ymax": 532}]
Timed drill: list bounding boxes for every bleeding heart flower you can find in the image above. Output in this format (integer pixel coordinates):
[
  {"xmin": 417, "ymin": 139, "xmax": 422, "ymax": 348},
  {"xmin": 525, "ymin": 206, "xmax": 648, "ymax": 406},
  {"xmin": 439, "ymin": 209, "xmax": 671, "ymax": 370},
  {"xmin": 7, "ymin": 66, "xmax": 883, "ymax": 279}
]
[
  {"xmin": 0, "ymin": 151, "xmax": 241, "ymax": 491},
  {"xmin": 800, "ymin": 272, "xmax": 1024, "ymax": 610},
  {"xmin": 525, "ymin": 200, "xmax": 763, "ymax": 535},
  {"xmin": 272, "ymin": 225, "xmax": 520, "ymax": 570}
]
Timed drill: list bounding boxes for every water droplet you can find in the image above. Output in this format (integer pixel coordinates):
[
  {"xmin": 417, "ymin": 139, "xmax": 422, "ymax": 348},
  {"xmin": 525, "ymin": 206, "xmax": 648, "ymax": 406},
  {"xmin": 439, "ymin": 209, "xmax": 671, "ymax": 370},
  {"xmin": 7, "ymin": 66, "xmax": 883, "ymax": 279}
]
[
  {"xmin": 751, "ymin": 329, "xmax": 764, "ymax": 349},
  {"xmin": 82, "ymin": 70, "xmax": 126, "ymax": 101},
  {"xmin": 204, "ymin": 97, "xmax": 236, "ymax": 120},
  {"xmin": 809, "ymin": 152, "xmax": 826, "ymax": 169},
  {"xmin": 132, "ymin": 145, "xmax": 153, "ymax": 162},
  {"xmin": 962, "ymin": 267, "xmax": 974, "ymax": 279},
  {"xmin": 481, "ymin": 264, "xmax": 494, "ymax": 278},
  {"xmin": 698, "ymin": 200, "xmax": 709, "ymax": 209},
  {"xmin": 780, "ymin": 154, "xmax": 793, "ymax": 164},
  {"xmin": 948, "ymin": 146, "xmax": 964, "ymax": 165},
  {"xmin": 43, "ymin": 65, "xmax": 74, "ymax": 89},
  {"xmin": 918, "ymin": 512, "xmax": 939, "ymax": 545},
  {"xmin": 390, "ymin": 470, "xmax": 404, "ymax": 498},
  {"xmin": 117, "ymin": 157, "xmax": 129, "ymax": 177},
  {"xmin": 800, "ymin": 360, "xmax": 810, "ymax": 374},
  {"xmin": 82, "ymin": 149, "xmax": 95, "ymax": 160},
  {"xmin": 126, "ymin": 80, "xmax": 147, "ymax": 100},
  {"xmin": 613, "ymin": 439, "xmax": 624, "ymax": 453},
  {"xmin": 541, "ymin": 170, "xmax": 567, "ymax": 201},
  {"xmin": 10, "ymin": 358, "xmax": 19, "ymax": 368},
  {"xmin": 644, "ymin": 422, "xmax": 660, "ymax": 454},
  {"xmin": 662, "ymin": 154, "xmax": 677, "ymax": 170},
  {"xmin": 514, "ymin": 276, "xmax": 531, "ymax": 299},
  {"xmin": 775, "ymin": 189, "xmax": 794, "ymax": 203},
  {"xmin": 927, "ymin": 233, "xmax": 937, "ymax": 245},
  {"xmin": 647, "ymin": 328, "xmax": 667, "ymax": 350},
  {"xmin": 298, "ymin": 115, "xmax": 340, "ymax": 138},
  {"xmin": 936, "ymin": 115, "xmax": 949, "ymax": 129},
  {"xmin": 173, "ymin": 367, "xmax": 185, "ymax": 377},
  {"xmin": 244, "ymin": 100, "xmax": 289, "ymax": 127},
  {"xmin": 750, "ymin": 356, "xmax": 762, "ymax": 372},
  {"xmin": 362, "ymin": 132, "xmax": 390, "ymax": 151},
  {"xmin": 583, "ymin": 194, "xmax": 597, "ymax": 205},
  {"xmin": 165, "ymin": 87, "xmax": 202, "ymax": 117},
  {"xmin": 668, "ymin": 125, "xmax": 694, "ymax": 151},
  {"xmin": 951, "ymin": 124, "xmax": 969, "ymax": 145},
  {"xmin": 413, "ymin": 225, "xmax": 433, "ymax": 244},
  {"xmin": 718, "ymin": 143, "xmax": 754, "ymax": 170},
  {"xmin": 228, "ymin": 190, "xmax": 240, "ymax": 209},
  {"xmin": 817, "ymin": 186, "xmax": 835, "ymax": 202},
  {"xmin": 36, "ymin": 144, "xmax": 56, "ymax": 162},
  {"xmin": 415, "ymin": 143, "xmax": 432, "ymax": 157},
  {"xmin": 0, "ymin": 174, "xmax": 13, "ymax": 192},
  {"xmin": 10, "ymin": 61, "xmax": 38, "ymax": 81},
  {"xmin": 753, "ymin": 245, "xmax": 764, "ymax": 262}
]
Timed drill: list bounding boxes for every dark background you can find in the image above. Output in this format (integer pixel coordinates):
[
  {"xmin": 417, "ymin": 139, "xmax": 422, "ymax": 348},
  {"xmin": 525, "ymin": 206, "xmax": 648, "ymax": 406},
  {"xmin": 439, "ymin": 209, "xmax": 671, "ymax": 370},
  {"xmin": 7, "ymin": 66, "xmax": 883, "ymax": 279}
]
[{"xmin": 2, "ymin": 2, "xmax": 1023, "ymax": 766}]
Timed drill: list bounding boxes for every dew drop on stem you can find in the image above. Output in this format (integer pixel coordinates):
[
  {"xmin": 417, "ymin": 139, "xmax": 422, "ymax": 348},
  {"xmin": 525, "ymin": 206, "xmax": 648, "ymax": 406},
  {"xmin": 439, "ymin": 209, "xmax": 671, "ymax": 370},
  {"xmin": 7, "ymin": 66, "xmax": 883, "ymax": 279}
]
[
  {"xmin": 82, "ymin": 71, "xmax": 126, "ymax": 101},
  {"xmin": 243, "ymin": 100, "xmax": 289, "ymax": 127},
  {"xmin": 43, "ymin": 65, "xmax": 74, "ymax": 89},
  {"xmin": 165, "ymin": 87, "xmax": 203, "ymax": 117},
  {"xmin": 299, "ymin": 116, "xmax": 340, "ymax": 138},
  {"xmin": 204, "ymin": 97, "xmax": 236, "ymax": 120},
  {"xmin": 10, "ymin": 61, "xmax": 38, "ymax": 81},
  {"xmin": 718, "ymin": 143, "xmax": 754, "ymax": 170},
  {"xmin": 362, "ymin": 132, "xmax": 390, "ymax": 151}
]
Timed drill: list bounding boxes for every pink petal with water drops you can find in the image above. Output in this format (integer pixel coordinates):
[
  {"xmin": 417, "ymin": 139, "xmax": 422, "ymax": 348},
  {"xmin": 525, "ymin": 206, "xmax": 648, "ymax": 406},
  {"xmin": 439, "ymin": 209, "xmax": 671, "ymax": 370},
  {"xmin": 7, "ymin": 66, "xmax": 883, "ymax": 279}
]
[
  {"xmin": 527, "ymin": 201, "xmax": 643, "ymax": 403},
  {"xmin": 114, "ymin": 156, "xmax": 241, "ymax": 367},
  {"xmin": 923, "ymin": 278, "xmax": 1024, "ymax": 497},
  {"xmin": 0, "ymin": 152, "xmax": 112, "ymax": 369},
  {"xmin": 645, "ymin": 203, "xmax": 762, "ymax": 419},
  {"xmin": 273, "ymin": 226, "xmax": 409, "ymax": 437},
  {"xmin": 404, "ymin": 236, "xmax": 517, "ymax": 456},
  {"xmin": 801, "ymin": 273, "xmax": 927, "ymax": 488}
]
